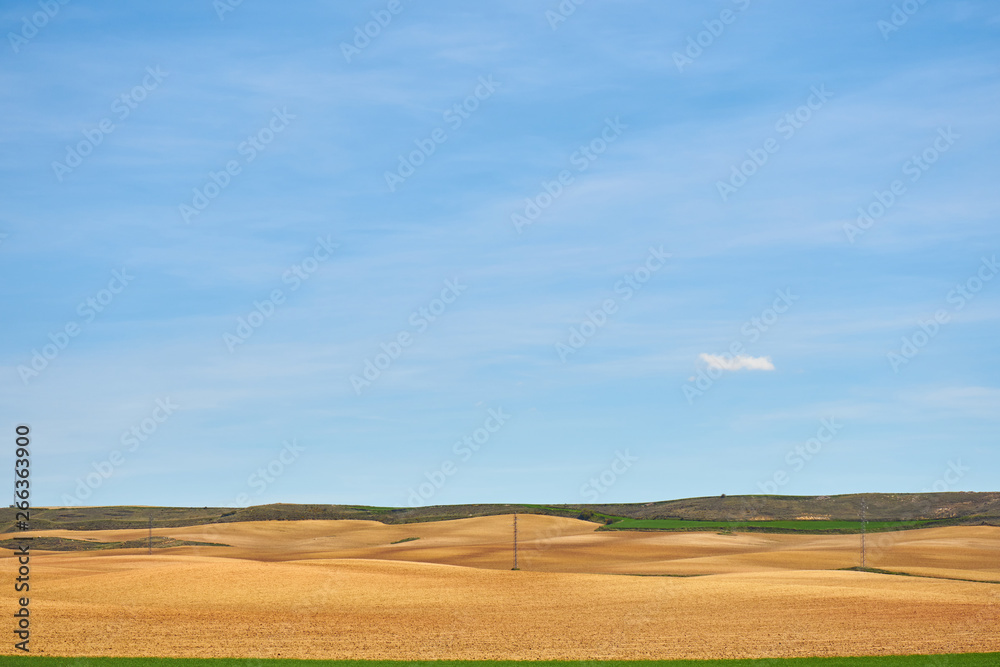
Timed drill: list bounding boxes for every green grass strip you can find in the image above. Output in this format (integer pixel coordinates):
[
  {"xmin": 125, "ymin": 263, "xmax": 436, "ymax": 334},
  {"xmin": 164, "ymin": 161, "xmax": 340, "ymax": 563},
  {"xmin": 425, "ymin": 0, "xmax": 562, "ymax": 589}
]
[
  {"xmin": 2, "ymin": 656, "xmax": 999, "ymax": 666},
  {"xmin": 840, "ymin": 566, "xmax": 1000, "ymax": 585}
]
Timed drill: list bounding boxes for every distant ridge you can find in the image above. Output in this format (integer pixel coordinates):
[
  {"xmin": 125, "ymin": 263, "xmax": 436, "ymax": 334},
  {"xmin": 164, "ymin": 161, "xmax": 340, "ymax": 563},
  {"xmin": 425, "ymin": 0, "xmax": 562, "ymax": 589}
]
[{"xmin": 5, "ymin": 491, "xmax": 999, "ymax": 533}]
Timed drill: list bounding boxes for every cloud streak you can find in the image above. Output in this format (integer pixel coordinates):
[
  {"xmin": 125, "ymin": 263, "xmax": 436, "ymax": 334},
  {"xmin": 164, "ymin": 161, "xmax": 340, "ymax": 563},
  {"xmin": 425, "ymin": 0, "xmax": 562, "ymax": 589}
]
[{"xmin": 699, "ymin": 353, "xmax": 775, "ymax": 372}]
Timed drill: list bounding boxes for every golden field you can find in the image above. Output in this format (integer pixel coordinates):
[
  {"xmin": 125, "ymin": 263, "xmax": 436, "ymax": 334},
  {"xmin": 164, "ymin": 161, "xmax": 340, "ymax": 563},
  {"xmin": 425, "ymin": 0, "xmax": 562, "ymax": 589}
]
[{"xmin": 4, "ymin": 514, "xmax": 999, "ymax": 660}]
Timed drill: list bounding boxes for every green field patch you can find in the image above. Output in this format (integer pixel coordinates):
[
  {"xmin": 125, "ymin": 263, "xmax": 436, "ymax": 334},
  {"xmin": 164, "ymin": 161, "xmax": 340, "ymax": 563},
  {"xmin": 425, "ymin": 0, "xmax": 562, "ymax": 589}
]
[
  {"xmin": 600, "ymin": 518, "xmax": 931, "ymax": 533},
  {"xmin": 3, "ymin": 654, "xmax": 999, "ymax": 666},
  {"xmin": 389, "ymin": 536, "xmax": 420, "ymax": 544}
]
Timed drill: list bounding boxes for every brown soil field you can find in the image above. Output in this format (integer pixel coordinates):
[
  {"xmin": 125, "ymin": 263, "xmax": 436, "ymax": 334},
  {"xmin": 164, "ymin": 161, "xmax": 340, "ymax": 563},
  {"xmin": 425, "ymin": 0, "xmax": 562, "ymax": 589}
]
[{"xmin": 4, "ymin": 514, "xmax": 1000, "ymax": 660}]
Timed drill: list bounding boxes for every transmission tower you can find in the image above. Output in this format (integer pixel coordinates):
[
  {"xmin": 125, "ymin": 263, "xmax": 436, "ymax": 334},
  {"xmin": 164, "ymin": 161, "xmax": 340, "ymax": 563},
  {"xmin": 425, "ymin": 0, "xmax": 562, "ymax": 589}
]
[
  {"xmin": 860, "ymin": 499, "xmax": 867, "ymax": 569},
  {"xmin": 511, "ymin": 512, "xmax": 519, "ymax": 570}
]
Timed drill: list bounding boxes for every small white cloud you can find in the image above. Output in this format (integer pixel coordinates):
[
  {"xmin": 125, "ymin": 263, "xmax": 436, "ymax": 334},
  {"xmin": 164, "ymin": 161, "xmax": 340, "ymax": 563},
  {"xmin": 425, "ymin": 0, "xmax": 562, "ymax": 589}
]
[{"xmin": 699, "ymin": 353, "xmax": 775, "ymax": 371}]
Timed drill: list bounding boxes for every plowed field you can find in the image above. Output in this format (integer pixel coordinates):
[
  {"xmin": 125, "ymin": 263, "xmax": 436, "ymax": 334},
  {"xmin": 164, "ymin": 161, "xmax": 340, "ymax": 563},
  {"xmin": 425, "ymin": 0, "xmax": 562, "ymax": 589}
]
[{"xmin": 4, "ymin": 515, "xmax": 999, "ymax": 660}]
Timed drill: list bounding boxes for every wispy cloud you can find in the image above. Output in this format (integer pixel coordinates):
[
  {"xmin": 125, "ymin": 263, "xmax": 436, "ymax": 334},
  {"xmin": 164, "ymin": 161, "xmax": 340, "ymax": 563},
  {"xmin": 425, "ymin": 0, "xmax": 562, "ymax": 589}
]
[{"xmin": 699, "ymin": 353, "xmax": 775, "ymax": 371}]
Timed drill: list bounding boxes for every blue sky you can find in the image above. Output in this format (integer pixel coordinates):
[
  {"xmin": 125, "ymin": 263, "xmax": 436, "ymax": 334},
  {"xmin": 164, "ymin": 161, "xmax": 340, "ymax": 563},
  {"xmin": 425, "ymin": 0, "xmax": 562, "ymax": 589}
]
[{"xmin": 2, "ymin": 0, "xmax": 998, "ymax": 508}]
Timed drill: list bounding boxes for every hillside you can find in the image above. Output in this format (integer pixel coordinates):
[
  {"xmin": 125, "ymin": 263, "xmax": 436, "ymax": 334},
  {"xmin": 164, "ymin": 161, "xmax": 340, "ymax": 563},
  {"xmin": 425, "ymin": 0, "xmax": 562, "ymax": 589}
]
[
  {"xmin": 4, "ymin": 492, "xmax": 998, "ymax": 534},
  {"xmin": 579, "ymin": 491, "xmax": 1000, "ymax": 522}
]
